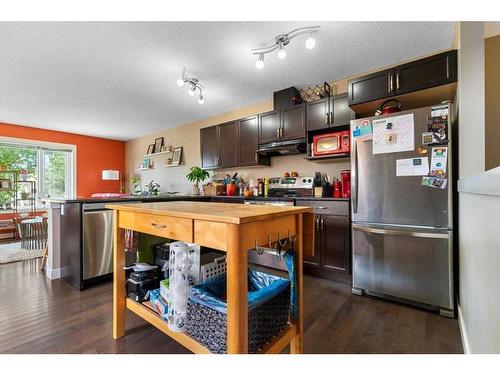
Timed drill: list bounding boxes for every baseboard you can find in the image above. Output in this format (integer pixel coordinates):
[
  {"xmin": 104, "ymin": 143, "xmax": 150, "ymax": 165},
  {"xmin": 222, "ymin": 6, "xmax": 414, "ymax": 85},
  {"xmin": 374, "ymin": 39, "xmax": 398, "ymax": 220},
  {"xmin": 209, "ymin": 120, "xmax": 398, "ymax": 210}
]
[
  {"xmin": 458, "ymin": 304, "xmax": 471, "ymax": 354},
  {"xmin": 46, "ymin": 267, "xmax": 62, "ymax": 280}
]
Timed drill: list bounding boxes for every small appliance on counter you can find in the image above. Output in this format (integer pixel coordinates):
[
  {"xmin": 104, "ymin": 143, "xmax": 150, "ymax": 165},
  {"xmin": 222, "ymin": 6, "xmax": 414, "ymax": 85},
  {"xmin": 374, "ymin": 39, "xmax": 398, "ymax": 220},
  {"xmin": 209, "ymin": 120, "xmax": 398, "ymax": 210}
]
[
  {"xmin": 125, "ymin": 263, "xmax": 160, "ymax": 302},
  {"xmin": 313, "ymin": 130, "xmax": 350, "ymax": 156},
  {"xmin": 341, "ymin": 170, "xmax": 351, "ymax": 198}
]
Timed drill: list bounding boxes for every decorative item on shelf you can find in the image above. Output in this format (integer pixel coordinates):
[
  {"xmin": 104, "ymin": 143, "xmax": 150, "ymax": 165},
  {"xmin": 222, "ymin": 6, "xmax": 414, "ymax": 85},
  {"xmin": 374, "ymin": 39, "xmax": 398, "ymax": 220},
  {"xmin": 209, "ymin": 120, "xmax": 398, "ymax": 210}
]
[
  {"xmin": 186, "ymin": 166, "xmax": 210, "ymax": 196},
  {"xmin": 154, "ymin": 137, "xmax": 164, "ymax": 153},
  {"xmin": 147, "ymin": 144, "xmax": 155, "ymax": 155},
  {"xmin": 171, "ymin": 147, "xmax": 183, "ymax": 166},
  {"xmin": 177, "ymin": 67, "xmax": 205, "ymax": 104},
  {"xmin": 0, "ymin": 164, "xmax": 7, "ymax": 172},
  {"xmin": 166, "ymin": 145, "xmax": 173, "ymax": 152},
  {"xmin": 202, "ymin": 182, "xmax": 225, "ymax": 196},
  {"xmin": 142, "ymin": 158, "xmax": 153, "ymax": 169},
  {"xmin": 251, "ymin": 25, "xmax": 320, "ymax": 69},
  {"xmin": 300, "ymin": 81, "xmax": 331, "ymax": 102},
  {"xmin": 161, "ymin": 145, "xmax": 167, "ymax": 152},
  {"xmin": 101, "ymin": 170, "xmax": 120, "ymax": 181}
]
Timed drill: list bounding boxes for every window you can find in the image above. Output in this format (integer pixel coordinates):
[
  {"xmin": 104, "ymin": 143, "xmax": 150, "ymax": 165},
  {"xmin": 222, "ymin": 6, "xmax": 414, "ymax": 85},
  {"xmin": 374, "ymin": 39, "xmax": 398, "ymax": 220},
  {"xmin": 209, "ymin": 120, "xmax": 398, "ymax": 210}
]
[{"xmin": 0, "ymin": 140, "xmax": 75, "ymax": 211}]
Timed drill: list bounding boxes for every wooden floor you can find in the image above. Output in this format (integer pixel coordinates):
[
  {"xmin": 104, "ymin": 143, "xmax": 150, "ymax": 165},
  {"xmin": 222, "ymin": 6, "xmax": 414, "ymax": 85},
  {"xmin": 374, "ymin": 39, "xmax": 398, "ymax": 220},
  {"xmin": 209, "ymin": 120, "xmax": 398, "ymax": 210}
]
[{"xmin": 0, "ymin": 259, "xmax": 463, "ymax": 354}]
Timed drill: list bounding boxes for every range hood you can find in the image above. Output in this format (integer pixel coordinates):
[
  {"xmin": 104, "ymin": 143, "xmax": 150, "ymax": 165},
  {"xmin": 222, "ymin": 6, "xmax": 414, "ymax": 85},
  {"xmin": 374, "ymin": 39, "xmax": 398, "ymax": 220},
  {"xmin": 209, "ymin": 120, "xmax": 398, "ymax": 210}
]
[{"xmin": 256, "ymin": 138, "xmax": 307, "ymax": 156}]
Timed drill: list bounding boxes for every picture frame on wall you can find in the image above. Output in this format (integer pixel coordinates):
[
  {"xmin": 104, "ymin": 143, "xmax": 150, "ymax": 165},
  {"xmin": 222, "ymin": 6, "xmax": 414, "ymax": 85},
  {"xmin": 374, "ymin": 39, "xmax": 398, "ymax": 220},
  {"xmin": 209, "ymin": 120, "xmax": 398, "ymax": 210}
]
[
  {"xmin": 171, "ymin": 147, "xmax": 183, "ymax": 166},
  {"xmin": 146, "ymin": 144, "xmax": 155, "ymax": 155},
  {"xmin": 154, "ymin": 137, "xmax": 164, "ymax": 153}
]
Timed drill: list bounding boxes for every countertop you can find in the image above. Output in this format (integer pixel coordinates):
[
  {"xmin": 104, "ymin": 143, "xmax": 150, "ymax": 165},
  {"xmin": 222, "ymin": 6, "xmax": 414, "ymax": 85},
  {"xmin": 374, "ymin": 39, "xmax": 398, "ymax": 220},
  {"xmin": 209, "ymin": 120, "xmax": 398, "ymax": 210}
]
[
  {"xmin": 46, "ymin": 195, "xmax": 210, "ymax": 204},
  {"xmin": 47, "ymin": 195, "xmax": 349, "ymax": 204},
  {"xmin": 106, "ymin": 201, "xmax": 313, "ymax": 224}
]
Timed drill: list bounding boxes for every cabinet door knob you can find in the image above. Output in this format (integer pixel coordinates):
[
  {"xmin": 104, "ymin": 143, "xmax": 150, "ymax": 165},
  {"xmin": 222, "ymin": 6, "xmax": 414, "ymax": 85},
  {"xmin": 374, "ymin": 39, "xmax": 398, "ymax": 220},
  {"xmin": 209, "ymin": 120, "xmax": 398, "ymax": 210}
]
[
  {"xmin": 320, "ymin": 217, "xmax": 324, "ymax": 230},
  {"xmin": 396, "ymin": 72, "xmax": 400, "ymax": 90}
]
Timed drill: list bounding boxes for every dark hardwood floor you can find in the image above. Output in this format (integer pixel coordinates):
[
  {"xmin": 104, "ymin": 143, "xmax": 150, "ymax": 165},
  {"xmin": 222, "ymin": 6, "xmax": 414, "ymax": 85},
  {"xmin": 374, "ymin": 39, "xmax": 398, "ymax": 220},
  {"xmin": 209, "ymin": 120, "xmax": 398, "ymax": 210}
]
[{"xmin": 0, "ymin": 259, "xmax": 463, "ymax": 354}]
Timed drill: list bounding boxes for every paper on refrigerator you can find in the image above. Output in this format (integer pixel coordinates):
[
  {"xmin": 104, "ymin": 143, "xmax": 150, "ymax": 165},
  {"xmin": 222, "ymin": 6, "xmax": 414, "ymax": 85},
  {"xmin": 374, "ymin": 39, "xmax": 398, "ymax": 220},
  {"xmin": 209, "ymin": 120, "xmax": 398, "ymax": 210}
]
[
  {"xmin": 372, "ymin": 114, "xmax": 415, "ymax": 154},
  {"xmin": 396, "ymin": 157, "xmax": 429, "ymax": 176}
]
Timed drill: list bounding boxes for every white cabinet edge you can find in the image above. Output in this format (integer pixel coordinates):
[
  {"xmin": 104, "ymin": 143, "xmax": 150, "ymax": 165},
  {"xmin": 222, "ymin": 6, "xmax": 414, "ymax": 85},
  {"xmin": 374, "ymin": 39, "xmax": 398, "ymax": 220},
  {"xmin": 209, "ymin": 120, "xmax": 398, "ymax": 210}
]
[{"xmin": 458, "ymin": 166, "xmax": 500, "ymax": 196}]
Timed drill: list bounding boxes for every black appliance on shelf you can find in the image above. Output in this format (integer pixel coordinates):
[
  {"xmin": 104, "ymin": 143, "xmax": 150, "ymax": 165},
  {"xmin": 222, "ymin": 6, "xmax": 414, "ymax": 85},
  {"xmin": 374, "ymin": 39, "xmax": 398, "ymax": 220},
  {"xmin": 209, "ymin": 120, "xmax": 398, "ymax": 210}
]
[{"xmin": 273, "ymin": 86, "xmax": 302, "ymax": 110}]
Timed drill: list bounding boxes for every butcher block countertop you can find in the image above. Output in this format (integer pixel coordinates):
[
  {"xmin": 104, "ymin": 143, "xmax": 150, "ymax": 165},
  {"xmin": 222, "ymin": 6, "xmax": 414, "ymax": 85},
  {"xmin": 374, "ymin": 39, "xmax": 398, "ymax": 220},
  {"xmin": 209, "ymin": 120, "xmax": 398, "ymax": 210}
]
[{"xmin": 106, "ymin": 201, "xmax": 312, "ymax": 224}]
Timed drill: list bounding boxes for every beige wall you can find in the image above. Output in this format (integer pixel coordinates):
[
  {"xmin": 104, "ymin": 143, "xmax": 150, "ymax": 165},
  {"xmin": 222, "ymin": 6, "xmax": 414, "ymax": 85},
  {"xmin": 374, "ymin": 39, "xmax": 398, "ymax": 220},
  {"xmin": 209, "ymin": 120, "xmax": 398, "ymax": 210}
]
[
  {"xmin": 125, "ymin": 89, "xmax": 350, "ymax": 195},
  {"xmin": 485, "ymin": 35, "xmax": 500, "ymax": 170}
]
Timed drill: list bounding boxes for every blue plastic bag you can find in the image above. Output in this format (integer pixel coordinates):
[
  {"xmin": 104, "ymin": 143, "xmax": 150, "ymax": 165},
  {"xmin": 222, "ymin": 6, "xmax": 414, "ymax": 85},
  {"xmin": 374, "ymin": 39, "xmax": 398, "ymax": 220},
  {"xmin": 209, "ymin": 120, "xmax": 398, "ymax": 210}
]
[{"xmin": 189, "ymin": 269, "xmax": 290, "ymax": 314}]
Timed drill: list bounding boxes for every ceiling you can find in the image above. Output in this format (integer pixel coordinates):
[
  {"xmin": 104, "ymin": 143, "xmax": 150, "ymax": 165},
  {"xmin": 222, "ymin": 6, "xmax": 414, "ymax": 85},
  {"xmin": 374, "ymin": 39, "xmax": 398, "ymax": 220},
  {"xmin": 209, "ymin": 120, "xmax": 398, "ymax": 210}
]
[{"xmin": 0, "ymin": 22, "xmax": 455, "ymax": 141}]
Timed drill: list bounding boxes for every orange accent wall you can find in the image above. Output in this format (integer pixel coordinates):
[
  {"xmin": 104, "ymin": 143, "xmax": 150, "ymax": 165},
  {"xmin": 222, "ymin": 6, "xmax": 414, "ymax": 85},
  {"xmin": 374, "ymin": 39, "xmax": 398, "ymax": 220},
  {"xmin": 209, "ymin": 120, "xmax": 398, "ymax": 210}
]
[{"xmin": 1, "ymin": 122, "xmax": 125, "ymax": 198}]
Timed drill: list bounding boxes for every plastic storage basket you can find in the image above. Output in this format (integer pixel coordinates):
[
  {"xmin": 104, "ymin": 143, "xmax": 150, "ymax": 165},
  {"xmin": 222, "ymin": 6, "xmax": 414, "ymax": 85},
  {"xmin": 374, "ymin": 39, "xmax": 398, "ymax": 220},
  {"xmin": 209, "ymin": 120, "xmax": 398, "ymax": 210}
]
[{"xmin": 186, "ymin": 269, "xmax": 290, "ymax": 353}]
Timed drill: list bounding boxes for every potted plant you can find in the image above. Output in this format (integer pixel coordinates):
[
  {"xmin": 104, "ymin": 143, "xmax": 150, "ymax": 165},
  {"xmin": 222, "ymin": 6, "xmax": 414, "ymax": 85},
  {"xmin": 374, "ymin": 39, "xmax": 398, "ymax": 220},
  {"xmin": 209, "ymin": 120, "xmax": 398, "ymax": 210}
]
[{"xmin": 186, "ymin": 166, "xmax": 210, "ymax": 196}]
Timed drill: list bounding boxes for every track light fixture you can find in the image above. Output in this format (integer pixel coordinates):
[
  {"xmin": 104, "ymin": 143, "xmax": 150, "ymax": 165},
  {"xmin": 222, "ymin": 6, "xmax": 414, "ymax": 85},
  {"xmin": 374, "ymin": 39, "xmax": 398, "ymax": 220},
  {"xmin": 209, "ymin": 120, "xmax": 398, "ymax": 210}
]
[
  {"xmin": 251, "ymin": 25, "xmax": 320, "ymax": 68},
  {"xmin": 177, "ymin": 67, "xmax": 205, "ymax": 104}
]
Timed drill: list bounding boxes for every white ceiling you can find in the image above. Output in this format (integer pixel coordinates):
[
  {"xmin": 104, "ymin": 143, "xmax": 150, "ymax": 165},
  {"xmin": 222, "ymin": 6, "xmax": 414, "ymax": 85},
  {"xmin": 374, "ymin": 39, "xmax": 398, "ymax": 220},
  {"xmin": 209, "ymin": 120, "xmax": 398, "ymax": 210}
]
[{"xmin": 0, "ymin": 22, "xmax": 455, "ymax": 141}]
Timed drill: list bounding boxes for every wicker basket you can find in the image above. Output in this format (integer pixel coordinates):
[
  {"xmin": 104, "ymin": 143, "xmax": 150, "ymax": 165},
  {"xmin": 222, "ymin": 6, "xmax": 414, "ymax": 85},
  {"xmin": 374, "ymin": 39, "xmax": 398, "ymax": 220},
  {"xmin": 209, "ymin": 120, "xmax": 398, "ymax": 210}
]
[
  {"xmin": 186, "ymin": 270, "xmax": 290, "ymax": 353},
  {"xmin": 202, "ymin": 183, "xmax": 225, "ymax": 196}
]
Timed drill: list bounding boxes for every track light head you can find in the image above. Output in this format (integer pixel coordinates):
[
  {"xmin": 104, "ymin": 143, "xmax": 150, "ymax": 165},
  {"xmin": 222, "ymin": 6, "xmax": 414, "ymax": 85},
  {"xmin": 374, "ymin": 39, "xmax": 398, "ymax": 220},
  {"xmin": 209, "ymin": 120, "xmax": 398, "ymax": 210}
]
[
  {"xmin": 198, "ymin": 94, "xmax": 204, "ymax": 104},
  {"xmin": 187, "ymin": 85, "xmax": 196, "ymax": 96},
  {"xmin": 177, "ymin": 78, "xmax": 185, "ymax": 87},
  {"xmin": 305, "ymin": 36, "xmax": 316, "ymax": 50},
  {"xmin": 277, "ymin": 42, "xmax": 286, "ymax": 59},
  {"xmin": 255, "ymin": 54, "xmax": 265, "ymax": 69}
]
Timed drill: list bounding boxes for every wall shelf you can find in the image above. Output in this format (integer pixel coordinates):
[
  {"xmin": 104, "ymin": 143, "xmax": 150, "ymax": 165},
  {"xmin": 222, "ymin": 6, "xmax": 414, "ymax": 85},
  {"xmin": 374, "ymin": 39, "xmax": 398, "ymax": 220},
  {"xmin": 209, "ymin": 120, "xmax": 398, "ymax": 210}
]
[
  {"xmin": 137, "ymin": 167, "xmax": 154, "ymax": 171},
  {"xmin": 163, "ymin": 164, "xmax": 182, "ymax": 168},
  {"xmin": 144, "ymin": 150, "xmax": 173, "ymax": 158}
]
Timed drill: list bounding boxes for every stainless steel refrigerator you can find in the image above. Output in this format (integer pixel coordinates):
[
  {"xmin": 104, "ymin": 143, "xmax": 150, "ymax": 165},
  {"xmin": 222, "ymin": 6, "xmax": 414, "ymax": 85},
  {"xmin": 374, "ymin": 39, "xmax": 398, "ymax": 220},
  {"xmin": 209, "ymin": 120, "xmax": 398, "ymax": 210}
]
[{"xmin": 350, "ymin": 104, "xmax": 454, "ymax": 317}]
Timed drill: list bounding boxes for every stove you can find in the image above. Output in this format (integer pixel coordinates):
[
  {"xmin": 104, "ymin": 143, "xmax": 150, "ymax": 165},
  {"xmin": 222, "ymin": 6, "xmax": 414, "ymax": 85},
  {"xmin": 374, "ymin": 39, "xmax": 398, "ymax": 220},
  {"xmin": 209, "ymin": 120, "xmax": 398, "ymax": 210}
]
[{"xmin": 243, "ymin": 176, "xmax": 313, "ymax": 206}]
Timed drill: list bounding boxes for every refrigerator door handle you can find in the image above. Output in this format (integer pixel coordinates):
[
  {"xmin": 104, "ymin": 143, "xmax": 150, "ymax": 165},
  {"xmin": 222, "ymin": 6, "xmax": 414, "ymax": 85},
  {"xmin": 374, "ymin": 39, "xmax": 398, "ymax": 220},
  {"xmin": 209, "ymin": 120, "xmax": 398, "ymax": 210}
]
[
  {"xmin": 352, "ymin": 224, "xmax": 449, "ymax": 239},
  {"xmin": 351, "ymin": 138, "xmax": 358, "ymax": 214}
]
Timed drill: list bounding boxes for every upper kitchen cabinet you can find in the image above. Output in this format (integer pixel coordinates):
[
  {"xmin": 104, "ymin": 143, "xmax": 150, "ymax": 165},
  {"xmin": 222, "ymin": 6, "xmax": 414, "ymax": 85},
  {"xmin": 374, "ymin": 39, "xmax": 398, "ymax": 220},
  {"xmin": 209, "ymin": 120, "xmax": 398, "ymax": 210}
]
[
  {"xmin": 217, "ymin": 121, "xmax": 238, "ymax": 168},
  {"xmin": 238, "ymin": 116, "xmax": 270, "ymax": 166},
  {"xmin": 306, "ymin": 97, "xmax": 329, "ymax": 131},
  {"xmin": 200, "ymin": 125, "xmax": 218, "ymax": 169},
  {"xmin": 306, "ymin": 93, "xmax": 354, "ymax": 131},
  {"xmin": 258, "ymin": 110, "xmax": 281, "ymax": 144},
  {"xmin": 281, "ymin": 103, "xmax": 306, "ymax": 140},
  {"xmin": 348, "ymin": 50, "xmax": 458, "ymax": 115},
  {"xmin": 348, "ymin": 68, "xmax": 395, "ymax": 106},
  {"xmin": 394, "ymin": 50, "xmax": 457, "ymax": 95},
  {"xmin": 200, "ymin": 116, "xmax": 270, "ymax": 170}
]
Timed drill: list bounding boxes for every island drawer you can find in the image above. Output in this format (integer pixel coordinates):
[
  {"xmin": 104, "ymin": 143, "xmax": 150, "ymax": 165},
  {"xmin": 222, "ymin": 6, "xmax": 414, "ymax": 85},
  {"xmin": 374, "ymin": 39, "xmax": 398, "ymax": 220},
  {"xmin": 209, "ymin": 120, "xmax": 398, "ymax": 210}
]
[
  {"xmin": 119, "ymin": 211, "xmax": 193, "ymax": 242},
  {"xmin": 295, "ymin": 200, "xmax": 349, "ymax": 216}
]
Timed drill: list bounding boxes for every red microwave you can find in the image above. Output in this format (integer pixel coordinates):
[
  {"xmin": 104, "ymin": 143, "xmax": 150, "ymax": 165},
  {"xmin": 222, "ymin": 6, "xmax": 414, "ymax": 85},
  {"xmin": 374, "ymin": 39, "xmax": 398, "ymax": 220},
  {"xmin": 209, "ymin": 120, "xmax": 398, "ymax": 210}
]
[{"xmin": 313, "ymin": 131, "xmax": 350, "ymax": 156}]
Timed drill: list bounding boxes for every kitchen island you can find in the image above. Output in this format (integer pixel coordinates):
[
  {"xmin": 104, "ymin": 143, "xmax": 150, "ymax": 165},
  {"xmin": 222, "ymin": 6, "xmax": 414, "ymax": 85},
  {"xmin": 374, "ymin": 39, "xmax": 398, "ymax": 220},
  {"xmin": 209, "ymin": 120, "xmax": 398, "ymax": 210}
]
[{"xmin": 106, "ymin": 201, "xmax": 313, "ymax": 354}]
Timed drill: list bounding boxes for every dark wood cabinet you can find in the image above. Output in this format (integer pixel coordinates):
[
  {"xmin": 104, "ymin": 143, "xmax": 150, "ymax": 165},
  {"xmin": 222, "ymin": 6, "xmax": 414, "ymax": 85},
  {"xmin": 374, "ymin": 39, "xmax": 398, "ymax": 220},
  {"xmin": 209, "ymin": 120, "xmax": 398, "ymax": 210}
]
[
  {"xmin": 298, "ymin": 200, "xmax": 351, "ymax": 284},
  {"xmin": 306, "ymin": 98, "xmax": 329, "ymax": 131},
  {"xmin": 281, "ymin": 103, "xmax": 305, "ymax": 140},
  {"xmin": 322, "ymin": 215, "xmax": 350, "ymax": 275},
  {"xmin": 200, "ymin": 116, "xmax": 270, "ymax": 170},
  {"xmin": 395, "ymin": 50, "xmax": 457, "ymax": 95},
  {"xmin": 331, "ymin": 94, "xmax": 353, "ymax": 127},
  {"xmin": 200, "ymin": 125, "xmax": 218, "ymax": 169},
  {"xmin": 218, "ymin": 121, "xmax": 238, "ymax": 168},
  {"xmin": 348, "ymin": 50, "xmax": 458, "ymax": 106},
  {"xmin": 306, "ymin": 94, "xmax": 354, "ymax": 131},
  {"xmin": 258, "ymin": 110, "xmax": 281, "ymax": 144},
  {"xmin": 348, "ymin": 68, "xmax": 394, "ymax": 106},
  {"xmin": 238, "ymin": 116, "xmax": 259, "ymax": 166}
]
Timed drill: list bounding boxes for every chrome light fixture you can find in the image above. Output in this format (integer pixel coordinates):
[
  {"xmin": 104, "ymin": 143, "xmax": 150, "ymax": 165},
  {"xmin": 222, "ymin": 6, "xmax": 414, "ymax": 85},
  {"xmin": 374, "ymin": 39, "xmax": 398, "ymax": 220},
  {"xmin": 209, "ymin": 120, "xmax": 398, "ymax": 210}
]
[
  {"xmin": 177, "ymin": 67, "xmax": 205, "ymax": 104},
  {"xmin": 251, "ymin": 25, "xmax": 319, "ymax": 68}
]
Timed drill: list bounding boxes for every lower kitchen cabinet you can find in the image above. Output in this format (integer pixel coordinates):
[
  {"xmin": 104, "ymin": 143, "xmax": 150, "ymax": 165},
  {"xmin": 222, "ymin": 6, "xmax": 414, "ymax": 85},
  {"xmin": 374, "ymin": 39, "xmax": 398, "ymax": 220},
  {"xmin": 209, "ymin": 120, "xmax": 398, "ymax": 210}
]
[{"xmin": 298, "ymin": 200, "xmax": 351, "ymax": 284}]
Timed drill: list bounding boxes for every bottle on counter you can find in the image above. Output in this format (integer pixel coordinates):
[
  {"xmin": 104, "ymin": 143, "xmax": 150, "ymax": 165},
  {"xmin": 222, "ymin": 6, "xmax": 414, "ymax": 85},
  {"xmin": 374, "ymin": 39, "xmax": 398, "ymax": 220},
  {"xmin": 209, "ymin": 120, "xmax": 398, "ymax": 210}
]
[
  {"xmin": 264, "ymin": 177, "xmax": 269, "ymax": 197},
  {"xmin": 258, "ymin": 178, "xmax": 264, "ymax": 196}
]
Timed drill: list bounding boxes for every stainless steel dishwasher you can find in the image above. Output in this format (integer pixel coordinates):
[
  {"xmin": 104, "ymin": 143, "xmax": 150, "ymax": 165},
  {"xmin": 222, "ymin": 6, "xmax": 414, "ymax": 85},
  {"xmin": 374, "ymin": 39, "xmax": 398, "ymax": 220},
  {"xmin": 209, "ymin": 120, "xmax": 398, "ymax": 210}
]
[{"xmin": 82, "ymin": 203, "xmax": 115, "ymax": 281}]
